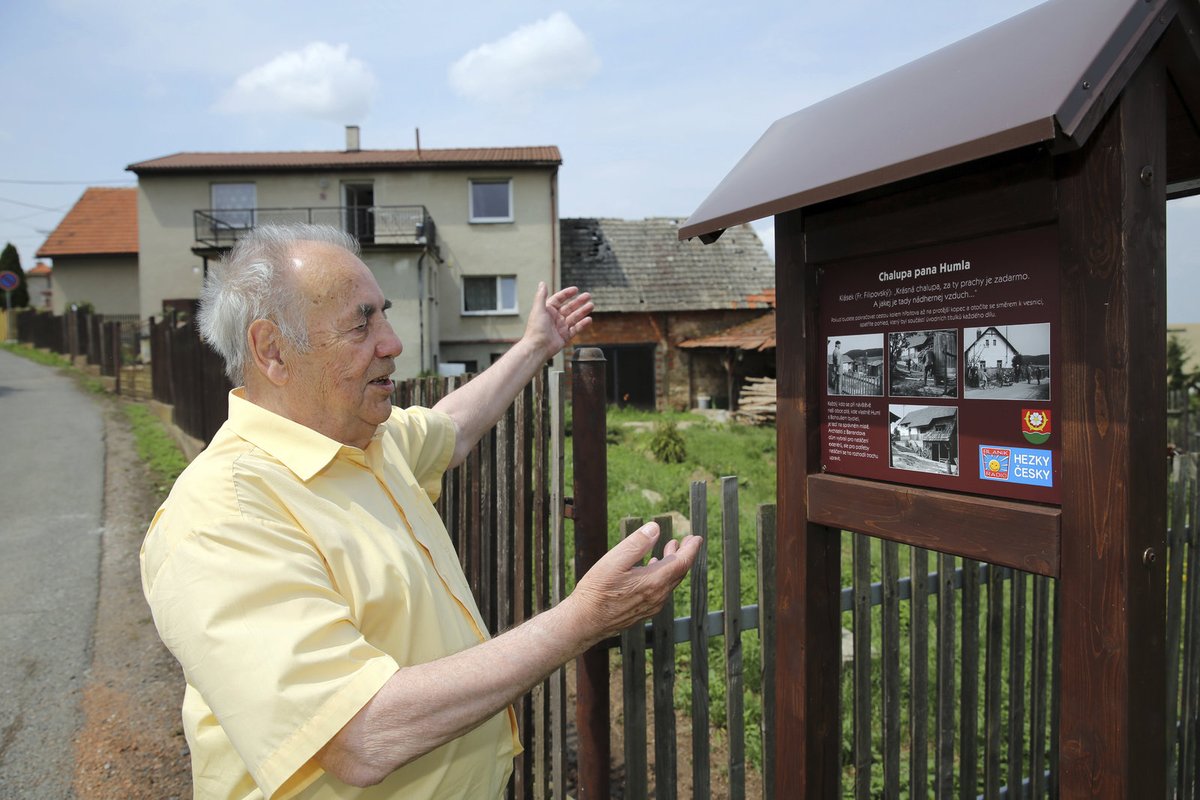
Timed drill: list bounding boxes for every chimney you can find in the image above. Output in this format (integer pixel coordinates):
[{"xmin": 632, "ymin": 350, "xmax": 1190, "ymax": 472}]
[{"xmin": 345, "ymin": 125, "xmax": 360, "ymax": 152}]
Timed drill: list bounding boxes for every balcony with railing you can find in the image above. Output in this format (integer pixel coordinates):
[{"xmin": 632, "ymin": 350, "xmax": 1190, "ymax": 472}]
[{"xmin": 193, "ymin": 205, "xmax": 437, "ymax": 252}]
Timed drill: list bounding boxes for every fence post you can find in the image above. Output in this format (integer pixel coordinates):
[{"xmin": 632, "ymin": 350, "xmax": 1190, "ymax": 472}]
[
  {"xmin": 571, "ymin": 347, "xmax": 609, "ymax": 800},
  {"xmin": 112, "ymin": 322, "xmax": 121, "ymax": 395}
]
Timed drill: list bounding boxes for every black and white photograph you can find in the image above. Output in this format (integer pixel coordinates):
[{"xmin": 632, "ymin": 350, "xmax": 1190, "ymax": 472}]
[
  {"xmin": 888, "ymin": 329, "xmax": 958, "ymax": 398},
  {"xmin": 889, "ymin": 404, "xmax": 960, "ymax": 476},
  {"xmin": 963, "ymin": 322, "xmax": 1051, "ymax": 400},
  {"xmin": 826, "ymin": 334, "xmax": 885, "ymax": 396}
]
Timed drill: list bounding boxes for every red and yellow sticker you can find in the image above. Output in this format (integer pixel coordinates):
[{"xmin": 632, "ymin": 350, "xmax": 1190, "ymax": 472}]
[{"xmin": 1021, "ymin": 409, "xmax": 1051, "ymax": 444}]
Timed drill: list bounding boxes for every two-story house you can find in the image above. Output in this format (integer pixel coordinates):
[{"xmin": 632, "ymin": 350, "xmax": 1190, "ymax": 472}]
[{"xmin": 127, "ymin": 127, "xmax": 561, "ymax": 378}]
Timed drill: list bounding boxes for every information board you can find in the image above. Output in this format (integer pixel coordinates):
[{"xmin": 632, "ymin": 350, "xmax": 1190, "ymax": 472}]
[{"xmin": 818, "ymin": 226, "xmax": 1060, "ymax": 504}]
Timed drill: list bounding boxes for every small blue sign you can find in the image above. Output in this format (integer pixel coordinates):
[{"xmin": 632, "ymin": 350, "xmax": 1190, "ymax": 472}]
[
  {"xmin": 979, "ymin": 445, "xmax": 1053, "ymax": 487},
  {"xmin": 0, "ymin": 271, "xmax": 18, "ymax": 292}
]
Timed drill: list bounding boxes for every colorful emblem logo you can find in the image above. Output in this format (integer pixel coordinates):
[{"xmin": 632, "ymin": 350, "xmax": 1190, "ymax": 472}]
[
  {"xmin": 981, "ymin": 447, "xmax": 1010, "ymax": 479},
  {"xmin": 1021, "ymin": 409, "xmax": 1051, "ymax": 444}
]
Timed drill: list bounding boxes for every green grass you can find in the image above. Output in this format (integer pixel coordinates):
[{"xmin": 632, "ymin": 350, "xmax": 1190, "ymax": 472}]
[
  {"xmin": 1, "ymin": 340, "xmax": 72, "ymax": 367},
  {"xmin": 565, "ymin": 405, "xmax": 777, "ymax": 772},
  {"xmin": 2, "ymin": 341, "xmax": 107, "ymax": 393},
  {"xmin": 122, "ymin": 403, "xmax": 188, "ymax": 498}
]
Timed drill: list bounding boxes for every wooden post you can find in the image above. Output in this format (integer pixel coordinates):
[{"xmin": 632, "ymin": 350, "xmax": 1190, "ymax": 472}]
[
  {"xmin": 1056, "ymin": 53, "xmax": 1167, "ymax": 797},
  {"xmin": 774, "ymin": 210, "xmax": 842, "ymax": 797},
  {"xmin": 111, "ymin": 322, "xmax": 121, "ymax": 395},
  {"xmin": 571, "ymin": 347, "xmax": 609, "ymax": 800}
]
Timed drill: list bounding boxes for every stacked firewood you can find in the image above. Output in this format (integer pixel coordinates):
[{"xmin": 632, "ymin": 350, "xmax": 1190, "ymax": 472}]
[{"xmin": 736, "ymin": 376, "xmax": 777, "ymax": 425}]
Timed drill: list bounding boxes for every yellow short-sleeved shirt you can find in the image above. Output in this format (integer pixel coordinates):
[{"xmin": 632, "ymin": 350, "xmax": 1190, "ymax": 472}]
[{"xmin": 141, "ymin": 390, "xmax": 518, "ymax": 800}]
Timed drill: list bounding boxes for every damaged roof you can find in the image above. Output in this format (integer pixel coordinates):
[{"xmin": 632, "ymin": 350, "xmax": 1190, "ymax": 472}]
[
  {"xmin": 682, "ymin": 0, "xmax": 1200, "ymax": 241},
  {"xmin": 561, "ymin": 218, "xmax": 773, "ymax": 313},
  {"xmin": 679, "ymin": 310, "xmax": 776, "ymax": 351}
]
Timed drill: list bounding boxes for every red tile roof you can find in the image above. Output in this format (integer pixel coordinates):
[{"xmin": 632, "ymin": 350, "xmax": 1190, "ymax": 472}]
[
  {"xmin": 28, "ymin": 262, "xmax": 52, "ymax": 276},
  {"xmin": 37, "ymin": 188, "xmax": 138, "ymax": 257},
  {"xmin": 679, "ymin": 310, "xmax": 776, "ymax": 351},
  {"xmin": 128, "ymin": 146, "xmax": 562, "ymax": 174}
]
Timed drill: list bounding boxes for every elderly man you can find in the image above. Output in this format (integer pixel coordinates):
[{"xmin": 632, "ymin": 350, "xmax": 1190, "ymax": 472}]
[{"xmin": 141, "ymin": 224, "xmax": 701, "ymax": 799}]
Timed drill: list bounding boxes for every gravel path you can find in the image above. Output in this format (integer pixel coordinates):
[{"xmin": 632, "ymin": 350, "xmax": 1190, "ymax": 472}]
[
  {"xmin": 0, "ymin": 350, "xmax": 102, "ymax": 798},
  {"xmin": 0, "ymin": 350, "xmax": 190, "ymax": 799},
  {"xmin": 70, "ymin": 395, "xmax": 191, "ymax": 798}
]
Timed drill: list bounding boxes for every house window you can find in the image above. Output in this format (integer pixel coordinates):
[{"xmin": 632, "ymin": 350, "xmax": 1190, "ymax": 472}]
[
  {"xmin": 211, "ymin": 183, "xmax": 256, "ymax": 229},
  {"xmin": 469, "ymin": 179, "xmax": 513, "ymax": 223},
  {"xmin": 342, "ymin": 183, "xmax": 374, "ymax": 243},
  {"xmin": 463, "ymin": 275, "xmax": 518, "ymax": 314}
]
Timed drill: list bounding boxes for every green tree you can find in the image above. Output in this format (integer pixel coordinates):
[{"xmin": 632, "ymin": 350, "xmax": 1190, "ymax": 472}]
[
  {"xmin": 1167, "ymin": 333, "xmax": 1200, "ymax": 393},
  {"xmin": 0, "ymin": 243, "xmax": 30, "ymax": 309}
]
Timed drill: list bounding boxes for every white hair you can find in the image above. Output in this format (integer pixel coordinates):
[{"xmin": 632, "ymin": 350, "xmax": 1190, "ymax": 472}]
[{"xmin": 198, "ymin": 223, "xmax": 360, "ymax": 384}]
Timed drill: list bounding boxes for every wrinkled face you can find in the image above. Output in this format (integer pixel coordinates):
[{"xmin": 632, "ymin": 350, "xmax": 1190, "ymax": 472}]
[{"xmin": 282, "ymin": 242, "xmax": 403, "ymax": 448}]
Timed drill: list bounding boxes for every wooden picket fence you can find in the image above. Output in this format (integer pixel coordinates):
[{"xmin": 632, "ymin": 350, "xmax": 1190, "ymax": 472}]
[
  {"xmin": 396, "ymin": 370, "xmax": 571, "ymax": 800},
  {"xmin": 616, "ymin": 482, "xmax": 776, "ymax": 800},
  {"xmin": 391, "ymin": 374, "xmax": 1200, "ymax": 799}
]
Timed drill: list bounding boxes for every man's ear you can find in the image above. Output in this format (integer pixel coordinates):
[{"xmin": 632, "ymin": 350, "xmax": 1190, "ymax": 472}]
[{"xmin": 247, "ymin": 319, "xmax": 289, "ymax": 387}]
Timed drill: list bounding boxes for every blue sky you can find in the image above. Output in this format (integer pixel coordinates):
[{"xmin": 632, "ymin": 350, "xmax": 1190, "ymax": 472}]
[{"xmin": 1, "ymin": 0, "xmax": 1196, "ymax": 322}]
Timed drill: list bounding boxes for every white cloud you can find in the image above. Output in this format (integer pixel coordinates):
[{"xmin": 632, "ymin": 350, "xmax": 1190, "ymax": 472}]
[
  {"xmin": 449, "ymin": 12, "xmax": 600, "ymax": 104},
  {"xmin": 215, "ymin": 42, "xmax": 376, "ymax": 121}
]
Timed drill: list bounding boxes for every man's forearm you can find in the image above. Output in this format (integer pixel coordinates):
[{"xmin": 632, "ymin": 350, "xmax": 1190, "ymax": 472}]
[
  {"xmin": 316, "ymin": 596, "xmax": 588, "ymax": 786},
  {"xmin": 318, "ymin": 523, "xmax": 700, "ymax": 788},
  {"xmin": 432, "ymin": 337, "xmax": 548, "ymax": 467}
]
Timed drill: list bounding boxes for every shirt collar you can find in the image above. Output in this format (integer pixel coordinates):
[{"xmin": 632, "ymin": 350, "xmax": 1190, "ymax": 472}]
[{"xmin": 226, "ymin": 389, "xmax": 372, "ymax": 481}]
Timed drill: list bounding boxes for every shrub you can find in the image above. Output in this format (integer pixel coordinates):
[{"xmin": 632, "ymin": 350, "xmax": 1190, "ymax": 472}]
[{"xmin": 649, "ymin": 420, "xmax": 687, "ymax": 463}]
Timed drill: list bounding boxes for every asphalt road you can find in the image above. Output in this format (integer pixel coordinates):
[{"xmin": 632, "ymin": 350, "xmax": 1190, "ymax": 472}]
[{"xmin": 0, "ymin": 350, "xmax": 103, "ymax": 798}]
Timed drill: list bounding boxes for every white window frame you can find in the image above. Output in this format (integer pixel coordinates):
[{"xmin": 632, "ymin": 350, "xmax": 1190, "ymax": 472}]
[
  {"xmin": 468, "ymin": 179, "xmax": 514, "ymax": 223},
  {"xmin": 461, "ymin": 275, "xmax": 518, "ymax": 316}
]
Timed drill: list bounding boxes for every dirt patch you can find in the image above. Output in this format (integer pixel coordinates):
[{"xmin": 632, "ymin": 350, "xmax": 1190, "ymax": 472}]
[{"xmin": 71, "ymin": 398, "xmax": 191, "ymax": 799}]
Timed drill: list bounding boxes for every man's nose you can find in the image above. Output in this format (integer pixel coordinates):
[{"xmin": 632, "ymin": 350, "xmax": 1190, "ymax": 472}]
[{"xmin": 377, "ymin": 319, "xmax": 403, "ymax": 358}]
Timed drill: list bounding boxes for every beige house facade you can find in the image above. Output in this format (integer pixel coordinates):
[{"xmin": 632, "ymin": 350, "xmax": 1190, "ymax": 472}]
[{"xmin": 128, "ymin": 132, "xmax": 561, "ymax": 379}]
